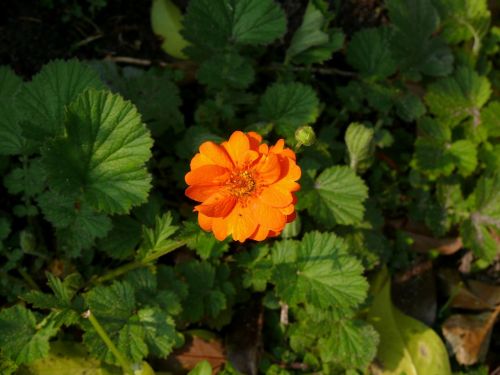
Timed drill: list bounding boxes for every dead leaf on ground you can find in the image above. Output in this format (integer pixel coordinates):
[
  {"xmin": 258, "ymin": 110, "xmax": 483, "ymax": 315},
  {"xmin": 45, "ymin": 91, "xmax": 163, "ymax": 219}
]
[
  {"xmin": 442, "ymin": 307, "xmax": 500, "ymax": 365},
  {"xmin": 438, "ymin": 268, "xmax": 500, "ymax": 311},
  {"xmin": 159, "ymin": 334, "xmax": 226, "ymax": 374}
]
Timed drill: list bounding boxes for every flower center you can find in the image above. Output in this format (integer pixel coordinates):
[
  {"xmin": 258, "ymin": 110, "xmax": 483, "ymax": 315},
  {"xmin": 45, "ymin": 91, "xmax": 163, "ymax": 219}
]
[{"xmin": 228, "ymin": 170, "xmax": 256, "ymax": 198}]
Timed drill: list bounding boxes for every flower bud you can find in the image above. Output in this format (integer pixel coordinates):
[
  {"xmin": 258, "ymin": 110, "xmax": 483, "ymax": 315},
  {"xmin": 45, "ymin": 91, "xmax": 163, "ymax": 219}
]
[{"xmin": 295, "ymin": 125, "xmax": 316, "ymax": 147}]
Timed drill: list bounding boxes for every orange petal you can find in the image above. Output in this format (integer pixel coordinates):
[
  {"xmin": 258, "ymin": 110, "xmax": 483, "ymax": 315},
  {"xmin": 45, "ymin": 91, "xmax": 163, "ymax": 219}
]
[
  {"xmin": 247, "ymin": 132, "xmax": 262, "ymax": 150},
  {"xmin": 227, "ymin": 204, "xmax": 258, "ymax": 242},
  {"xmin": 198, "ymin": 213, "xmax": 213, "ymax": 231},
  {"xmin": 250, "ymin": 201, "xmax": 286, "ymax": 231},
  {"xmin": 255, "ymin": 153, "xmax": 281, "ymax": 185},
  {"xmin": 196, "ymin": 193, "xmax": 236, "ymax": 218},
  {"xmin": 212, "ymin": 217, "xmax": 229, "ymax": 240},
  {"xmin": 185, "ymin": 185, "xmax": 221, "ymax": 202},
  {"xmin": 286, "ymin": 212, "xmax": 297, "ymax": 223},
  {"xmin": 250, "ymin": 225, "xmax": 269, "ymax": 241},
  {"xmin": 185, "ymin": 165, "xmax": 229, "ymax": 186},
  {"xmin": 259, "ymin": 185, "xmax": 293, "ymax": 208},
  {"xmin": 199, "ymin": 141, "xmax": 234, "ymax": 169},
  {"xmin": 280, "ymin": 204, "xmax": 295, "ymax": 215},
  {"xmin": 270, "ymin": 139, "xmax": 285, "ymax": 154},
  {"xmin": 222, "ymin": 131, "xmax": 250, "ymax": 166}
]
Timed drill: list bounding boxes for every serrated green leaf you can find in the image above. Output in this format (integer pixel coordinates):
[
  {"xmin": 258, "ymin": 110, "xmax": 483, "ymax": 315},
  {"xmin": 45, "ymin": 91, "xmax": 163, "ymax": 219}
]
[
  {"xmin": 413, "ymin": 139, "xmax": 455, "ymax": 178},
  {"xmin": 0, "ymin": 66, "xmax": 22, "ymax": 100},
  {"xmin": 182, "ymin": 0, "xmax": 286, "ymax": 56},
  {"xmin": 346, "ymin": 27, "xmax": 397, "ymax": 80},
  {"xmin": 425, "ymin": 67, "xmax": 491, "ymax": 126},
  {"xmin": 37, "ymin": 191, "xmax": 112, "ymax": 256},
  {"xmin": 319, "ymin": 319, "xmax": 379, "ymax": 370},
  {"xmin": 259, "ymin": 82, "xmax": 319, "ymax": 138},
  {"xmin": 116, "ymin": 68, "xmax": 184, "ymax": 136},
  {"xmin": 151, "ymin": 0, "xmax": 190, "ymax": 59},
  {"xmin": 83, "ymin": 281, "xmax": 148, "ymax": 365},
  {"xmin": 176, "ymin": 261, "xmax": 232, "ymax": 322},
  {"xmin": 435, "ymin": 0, "xmax": 491, "ymax": 50},
  {"xmin": 98, "ymin": 216, "xmax": 142, "ymax": 260},
  {"xmin": 42, "ymin": 89, "xmax": 153, "ymax": 214},
  {"xmin": 236, "ymin": 244, "xmax": 273, "ymax": 292},
  {"xmin": 17, "ymin": 59, "xmax": 104, "ymax": 141},
  {"xmin": 137, "ymin": 307, "xmax": 178, "ymax": 358},
  {"xmin": 461, "ymin": 219, "xmax": 498, "ymax": 263},
  {"xmin": 299, "ymin": 166, "xmax": 368, "ymax": 226},
  {"xmin": 182, "ymin": 221, "xmax": 229, "ymax": 260},
  {"xmin": 345, "ymin": 122, "xmax": 374, "ymax": 173},
  {"xmin": 0, "ymin": 103, "xmax": 27, "ymax": 156},
  {"xmin": 396, "ymin": 93, "xmax": 426, "ymax": 122},
  {"xmin": 387, "ymin": 0, "xmax": 453, "ymax": 78},
  {"xmin": 4, "ymin": 158, "xmax": 46, "ymax": 197},
  {"xmin": 137, "ymin": 213, "xmax": 178, "ymax": 261},
  {"xmin": 482, "ymin": 101, "xmax": 500, "ymax": 138},
  {"xmin": 272, "ymin": 232, "xmax": 368, "ymax": 310},
  {"xmin": 198, "ymin": 52, "xmax": 255, "ymax": 90},
  {"xmin": 449, "ymin": 140, "xmax": 477, "ymax": 176},
  {"xmin": 0, "ymin": 305, "xmax": 58, "ymax": 365},
  {"xmin": 285, "ymin": 1, "xmax": 330, "ymax": 63}
]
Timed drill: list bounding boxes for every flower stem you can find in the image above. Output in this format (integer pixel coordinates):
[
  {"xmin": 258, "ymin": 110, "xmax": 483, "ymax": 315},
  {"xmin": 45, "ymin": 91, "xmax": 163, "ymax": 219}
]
[
  {"xmin": 84, "ymin": 310, "xmax": 133, "ymax": 375},
  {"xmin": 89, "ymin": 240, "xmax": 186, "ymax": 286}
]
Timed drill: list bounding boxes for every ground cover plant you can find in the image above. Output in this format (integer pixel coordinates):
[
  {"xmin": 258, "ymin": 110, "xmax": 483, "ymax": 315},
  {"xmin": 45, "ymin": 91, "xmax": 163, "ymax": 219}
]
[{"xmin": 0, "ymin": 0, "xmax": 499, "ymax": 374}]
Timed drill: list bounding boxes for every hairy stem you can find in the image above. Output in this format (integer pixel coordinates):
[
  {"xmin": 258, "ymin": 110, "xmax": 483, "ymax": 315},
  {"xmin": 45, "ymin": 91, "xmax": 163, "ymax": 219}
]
[{"xmin": 84, "ymin": 310, "xmax": 133, "ymax": 375}]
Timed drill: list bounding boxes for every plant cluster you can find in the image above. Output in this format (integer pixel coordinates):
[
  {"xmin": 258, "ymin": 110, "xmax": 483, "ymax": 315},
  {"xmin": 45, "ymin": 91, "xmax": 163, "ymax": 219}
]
[{"xmin": 0, "ymin": 0, "xmax": 498, "ymax": 374}]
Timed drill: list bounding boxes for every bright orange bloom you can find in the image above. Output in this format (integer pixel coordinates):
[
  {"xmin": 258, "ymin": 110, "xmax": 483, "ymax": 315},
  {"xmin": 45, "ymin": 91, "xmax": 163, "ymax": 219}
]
[{"xmin": 185, "ymin": 131, "xmax": 301, "ymax": 242}]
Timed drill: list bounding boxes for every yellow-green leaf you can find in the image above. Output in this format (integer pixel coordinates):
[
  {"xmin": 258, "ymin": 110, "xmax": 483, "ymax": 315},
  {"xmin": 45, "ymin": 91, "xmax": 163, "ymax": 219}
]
[
  {"xmin": 368, "ymin": 268, "xmax": 451, "ymax": 375},
  {"xmin": 151, "ymin": 0, "xmax": 190, "ymax": 59}
]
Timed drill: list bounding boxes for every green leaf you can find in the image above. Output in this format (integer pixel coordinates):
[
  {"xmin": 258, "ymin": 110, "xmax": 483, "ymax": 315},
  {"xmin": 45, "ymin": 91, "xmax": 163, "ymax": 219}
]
[
  {"xmin": 18, "ymin": 341, "xmax": 122, "ymax": 375},
  {"xmin": 368, "ymin": 268, "xmax": 452, "ymax": 375},
  {"xmin": 259, "ymin": 82, "xmax": 319, "ymax": 138},
  {"xmin": 482, "ymin": 101, "xmax": 500, "ymax": 138},
  {"xmin": 448, "ymin": 140, "xmax": 477, "ymax": 176},
  {"xmin": 299, "ymin": 166, "xmax": 368, "ymax": 227},
  {"xmin": 387, "ymin": 0, "xmax": 453, "ymax": 78},
  {"xmin": 151, "ymin": 0, "xmax": 190, "ymax": 59},
  {"xmin": 0, "ymin": 102, "xmax": 26, "ymax": 156},
  {"xmin": 319, "ymin": 319, "xmax": 379, "ymax": 370},
  {"xmin": 413, "ymin": 139, "xmax": 455, "ymax": 178},
  {"xmin": 0, "ymin": 305, "xmax": 58, "ymax": 365},
  {"xmin": 435, "ymin": 0, "xmax": 491, "ymax": 49},
  {"xmin": 346, "ymin": 27, "xmax": 397, "ymax": 80},
  {"xmin": 176, "ymin": 261, "xmax": 232, "ymax": 322},
  {"xmin": 83, "ymin": 282, "xmax": 148, "ymax": 365},
  {"xmin": 188, "ymin": 360, "xmax": 212, "ymax": 375},
  {"xmin": 116, "ymin": 68, "xmax": 184, "ymax": 136},
  {"xmin": 17, "ymin": 59, "xmax": 104, "ymax": 140},
  {"xmin": 235, "ymin": 244, "xmax": 273, "ymax": 292},
  {"xmin": 285, "ymin": 1, "xmax": 330, "ymax": 63},
  {"xmin": 137, "ymin": 213, "xmax": 178, "ymax": 261},
  {"xmin": 197, "ymin": 52, "xmax": 255, "ymax": 90},
  {"xmin": 0, "ymin": 66, "xmax": 22, "ymax": 100},
  {"xmin": 137, "ymin": 308, "xmax": 178, "ymax": 358},
  {"xmin": 425, "ymin": 67, "xmax": 491, "ymax": 127},
  {"xmin": 42, "ymin": 89, "xmax": 153, "ymax": 214},
  {"xmin": 4, "ymin": 158, "xmax": 46, "ymax": 197},
  {"xmin": 182, "ymin": 0, "xmax": 286, "ymax": 56},
  {"xmin": 460, "ymin": 175, "xmax": 500, "ymax": 263},
  {"xmin": 395, "ymin": 93, "xmax": 427, "ymax": 122},
  {"xmin": 345, "ymin": 122, "xmax": 375, "ymax": 173},
  {"xmin": 182, "ymin": 221, "xmax": 229, "ymax": 260},
  {"xmin": 37, "ymin": 192, "xmax": 112, "ymax": 256},
  {"xmin": 98, "ymin": 217, "xmax": 142, "ymax": 260},
  {"xmin": 271, "ymin": 232, "xmax": 368, "ymax": 310}
]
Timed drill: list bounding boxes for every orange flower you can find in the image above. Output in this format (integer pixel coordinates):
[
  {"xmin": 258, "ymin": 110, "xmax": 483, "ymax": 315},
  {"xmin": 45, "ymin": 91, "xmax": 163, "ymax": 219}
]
[{"xmin": 185, "ymin": 131, "xmax": 301, "ymax": 242}]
